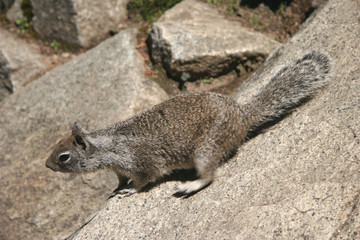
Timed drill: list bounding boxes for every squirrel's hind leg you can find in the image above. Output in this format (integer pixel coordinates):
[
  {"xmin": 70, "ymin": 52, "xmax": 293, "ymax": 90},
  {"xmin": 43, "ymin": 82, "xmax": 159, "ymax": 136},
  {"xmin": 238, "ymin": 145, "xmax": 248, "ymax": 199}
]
[
  {"xmin": 113, "ymin": 173, "xmax": 130, "ymax": 192},
  {"xmin": 175, "ymin": 146, "xmax": 221, "ymax": 195},
  {"xmin": 175, "ymin": 178, "xmax": 213, "ymax": 195}
]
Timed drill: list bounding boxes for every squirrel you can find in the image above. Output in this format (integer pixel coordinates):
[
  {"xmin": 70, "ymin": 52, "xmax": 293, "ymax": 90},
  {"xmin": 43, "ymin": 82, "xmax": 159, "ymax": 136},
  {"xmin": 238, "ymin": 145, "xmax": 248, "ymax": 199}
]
[{"xmin": 46, "ymin": 51, "xmax": 331, "ymax": 197}]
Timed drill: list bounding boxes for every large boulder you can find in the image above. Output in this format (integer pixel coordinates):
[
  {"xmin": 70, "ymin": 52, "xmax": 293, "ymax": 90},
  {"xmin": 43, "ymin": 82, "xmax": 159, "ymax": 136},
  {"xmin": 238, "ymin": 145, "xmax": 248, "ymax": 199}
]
[
  {"xmin": 147, "ymin": 0, "xmax": 280, "ymax": 81},
  {"xmin": 0, "ymin": 28, "xmax": 167, "ymax": 240},
  {"xmin": 30, "ymin": 0, "xmax": 129, "ymax": 48},
  {"xmin": 69, "ymin": 0, "xmax": 360, "ymax": 239}
]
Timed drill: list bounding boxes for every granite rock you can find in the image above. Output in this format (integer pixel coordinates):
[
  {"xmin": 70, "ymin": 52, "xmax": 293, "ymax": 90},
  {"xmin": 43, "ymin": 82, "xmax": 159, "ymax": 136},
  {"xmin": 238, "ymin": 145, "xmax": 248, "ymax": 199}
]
[
  {"xmin": 30, "ymin": 0, "xmax": 129, "ymax": 48},
  {"xmin": 147, "ymin": 0, "xmax": 281, "ymax": 81}
]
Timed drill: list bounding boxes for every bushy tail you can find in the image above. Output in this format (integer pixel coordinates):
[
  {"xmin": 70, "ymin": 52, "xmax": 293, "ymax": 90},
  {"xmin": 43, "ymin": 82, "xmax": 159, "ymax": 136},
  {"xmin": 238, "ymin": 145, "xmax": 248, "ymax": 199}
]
[{"xmin": 244, "ymin": 51, "xmax": 331, "ymax": 128}]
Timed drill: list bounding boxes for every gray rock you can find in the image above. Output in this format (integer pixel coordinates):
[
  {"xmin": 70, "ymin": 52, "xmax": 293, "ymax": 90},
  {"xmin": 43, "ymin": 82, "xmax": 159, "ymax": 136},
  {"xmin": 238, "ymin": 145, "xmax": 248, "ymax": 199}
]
[
  {"xmin": 0, "ymin": 28, "xmax": 167, "ymax": 240},
  {"xmin": 0, "ymin": 50, "xmax": 13, "ymax": 101},
  {"xmin": 5, "ymin": 0, "xmax": 23, "ymax": 23},
  {"xmin": 147, "ymin": 0, "xmax": 280, "ymax": 81},
  {"xmin": 69, "ymin": 0, "xmax": 360, "ymax": 239},
  {"xmin": 30, "ymin": 0, "xmax": 129, "ymax": 48},
  {"xmin": 0, "ymin": 0, "xmax": 14, "ymax": 13},
  {"xmin": 0, "ymin": 28, "xmax": 51, "ymax": 92}
]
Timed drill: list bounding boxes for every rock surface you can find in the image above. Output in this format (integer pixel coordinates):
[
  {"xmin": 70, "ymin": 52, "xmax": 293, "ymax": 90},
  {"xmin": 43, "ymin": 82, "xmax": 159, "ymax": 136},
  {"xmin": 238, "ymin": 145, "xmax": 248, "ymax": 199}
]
[
  {"xmin": 69, "ymin": 0, "xmax": 360, "ymax": 239},
  {"xmin": 0, "ymin": 28, "xmax": 167, "ymax": 240},
  {"xmin": 5, "ymin": 0, "xmax": 22, "ymax": 23},
  {"xmin": 0, "ymin": 50, "xmax": 13, "ymax": 101},
  {"xmin": 147, "ymin": 0, "xmax": 280, "ymax": 81},
  {"xmin": 30, "ymin": 0, "xmax": 129, "ymax": 48},
  {"xmin": 0, "ymin": 28, "xmax": 52, "ymax": 92}
]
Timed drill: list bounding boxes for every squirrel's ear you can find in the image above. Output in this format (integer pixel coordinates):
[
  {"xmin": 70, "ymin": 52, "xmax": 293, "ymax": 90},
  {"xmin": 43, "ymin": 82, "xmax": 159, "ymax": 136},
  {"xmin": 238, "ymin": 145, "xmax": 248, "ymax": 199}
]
[
  {"xmin": 71, "ymin": 122, "xmax": 89, "ymax": 136},
  {"xmin": 74, "ymin": 134, "xmax": 88, "ymax": 150}
]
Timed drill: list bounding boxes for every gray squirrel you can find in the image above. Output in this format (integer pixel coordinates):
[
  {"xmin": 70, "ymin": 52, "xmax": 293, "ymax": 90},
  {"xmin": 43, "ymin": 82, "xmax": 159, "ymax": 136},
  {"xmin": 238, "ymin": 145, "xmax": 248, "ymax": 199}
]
[{"xmin": 46, "ymin": 51, "xmax": 331, "ymax": 197}]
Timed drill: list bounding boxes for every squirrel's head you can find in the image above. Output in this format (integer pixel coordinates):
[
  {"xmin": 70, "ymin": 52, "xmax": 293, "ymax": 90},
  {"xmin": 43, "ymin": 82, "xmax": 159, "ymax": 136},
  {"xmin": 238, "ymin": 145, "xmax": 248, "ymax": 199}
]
[{"xmin": 46, "ymin": 123, "xmax": 97, "ymax": 172}]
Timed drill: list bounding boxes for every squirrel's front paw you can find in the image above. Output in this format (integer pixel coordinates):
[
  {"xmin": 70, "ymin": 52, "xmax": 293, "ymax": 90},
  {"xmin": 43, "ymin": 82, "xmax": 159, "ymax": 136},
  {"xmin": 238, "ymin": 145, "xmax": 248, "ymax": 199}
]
[{"xmin": 109, "ymin": 188, "xmax": 137, "ymax": 199}]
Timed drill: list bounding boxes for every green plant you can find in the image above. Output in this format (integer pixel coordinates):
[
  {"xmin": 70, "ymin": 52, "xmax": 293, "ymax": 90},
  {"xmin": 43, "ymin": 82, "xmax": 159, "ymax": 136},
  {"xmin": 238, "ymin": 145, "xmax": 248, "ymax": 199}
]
[
  {"xmin": 207, "ymin": 0, "xmax": 238, "ymax": 5},
  {"xmin": 134, "ymin": 13, "xmax": 143, "ymax": 23},
  {"xmin": 128, "ymin": 0, "xmax": 183, "ymax": 24},
  {"xmin": 50, "ymin": 40, "xmax": 61, "ymax": 52},
  {"xmin": 202, "ymin": 77, "xmax": 213, "ymax": 85},
  {"xmin": 226, "ymin": 5, "xmax": 235, "ymax": 15},
  {"xmin": 15, "ymin": 17, "xmax": 30, "ymax": 34},
  {"xmin": 276, "ymin": 2, "xmax": 287, "ymax": 15},
  {"xmin": 249, "ymin": 11, "xmax": 265, "ymax": 31},
  {"xmin": 236, "ymin": 63, "xmax": 245, "ymax": 73},
  {"xmin": 180, "ymin": 72, "xmax": 191, "ymax": 82}
]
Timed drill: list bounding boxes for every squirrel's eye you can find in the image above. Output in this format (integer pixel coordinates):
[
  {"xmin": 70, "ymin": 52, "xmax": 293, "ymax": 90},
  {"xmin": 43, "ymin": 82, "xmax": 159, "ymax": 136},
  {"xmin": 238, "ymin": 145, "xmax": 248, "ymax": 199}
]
[{"xmin": 59, "ymin": 152, "xmax": 70, "ymax": 162}]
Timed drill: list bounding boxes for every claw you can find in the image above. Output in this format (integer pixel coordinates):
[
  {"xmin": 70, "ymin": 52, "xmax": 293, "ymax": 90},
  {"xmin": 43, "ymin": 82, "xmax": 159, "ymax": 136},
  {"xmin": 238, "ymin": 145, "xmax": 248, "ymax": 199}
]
[{"xmin": 108, "ymin": 188, "xmax": 137, "ymax": 199}]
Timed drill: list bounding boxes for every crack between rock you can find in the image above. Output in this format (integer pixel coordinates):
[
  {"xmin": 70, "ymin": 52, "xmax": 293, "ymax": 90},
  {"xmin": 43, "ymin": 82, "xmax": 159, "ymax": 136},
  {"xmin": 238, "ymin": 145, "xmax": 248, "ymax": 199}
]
[
  {"xmin": 292, "ymin": 206, "xmax": 315, "ymax": 214},
  {"xmin": 347, "ymin": 125, "xmax": 359, "ymax": 145},
  {"xmin": 65, "ymin": 212, "xmax": 99, "ymax": 240},
  {"xmin": 250, "ymin": 202, "xmax": 278, "ymax": 207},
  {"xmin": 330, "ymin": 190, "xmax": 360, "ymax": 239}
]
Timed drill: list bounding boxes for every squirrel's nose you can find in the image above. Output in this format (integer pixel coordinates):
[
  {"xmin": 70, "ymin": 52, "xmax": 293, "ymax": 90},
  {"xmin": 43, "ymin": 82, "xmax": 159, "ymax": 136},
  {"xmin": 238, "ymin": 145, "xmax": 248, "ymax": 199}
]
[{"xmin": 45, "ymin": 157, "xmax": 59, "ymax": 171}]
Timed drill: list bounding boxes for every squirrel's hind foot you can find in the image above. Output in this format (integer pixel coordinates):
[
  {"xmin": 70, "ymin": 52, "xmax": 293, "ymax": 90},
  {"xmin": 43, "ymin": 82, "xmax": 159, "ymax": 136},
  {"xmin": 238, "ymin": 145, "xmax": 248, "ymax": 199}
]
[{"xmin": 174, "ymin": 179, "xmax": 212, "ymax": 197}]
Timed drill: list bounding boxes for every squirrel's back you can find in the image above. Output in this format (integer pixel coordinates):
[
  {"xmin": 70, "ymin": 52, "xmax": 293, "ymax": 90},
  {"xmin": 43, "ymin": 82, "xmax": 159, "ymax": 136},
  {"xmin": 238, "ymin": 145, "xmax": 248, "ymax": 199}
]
[{"xmin": 108, "ymin": 92, "xmax": 249, "ymax": 167}]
